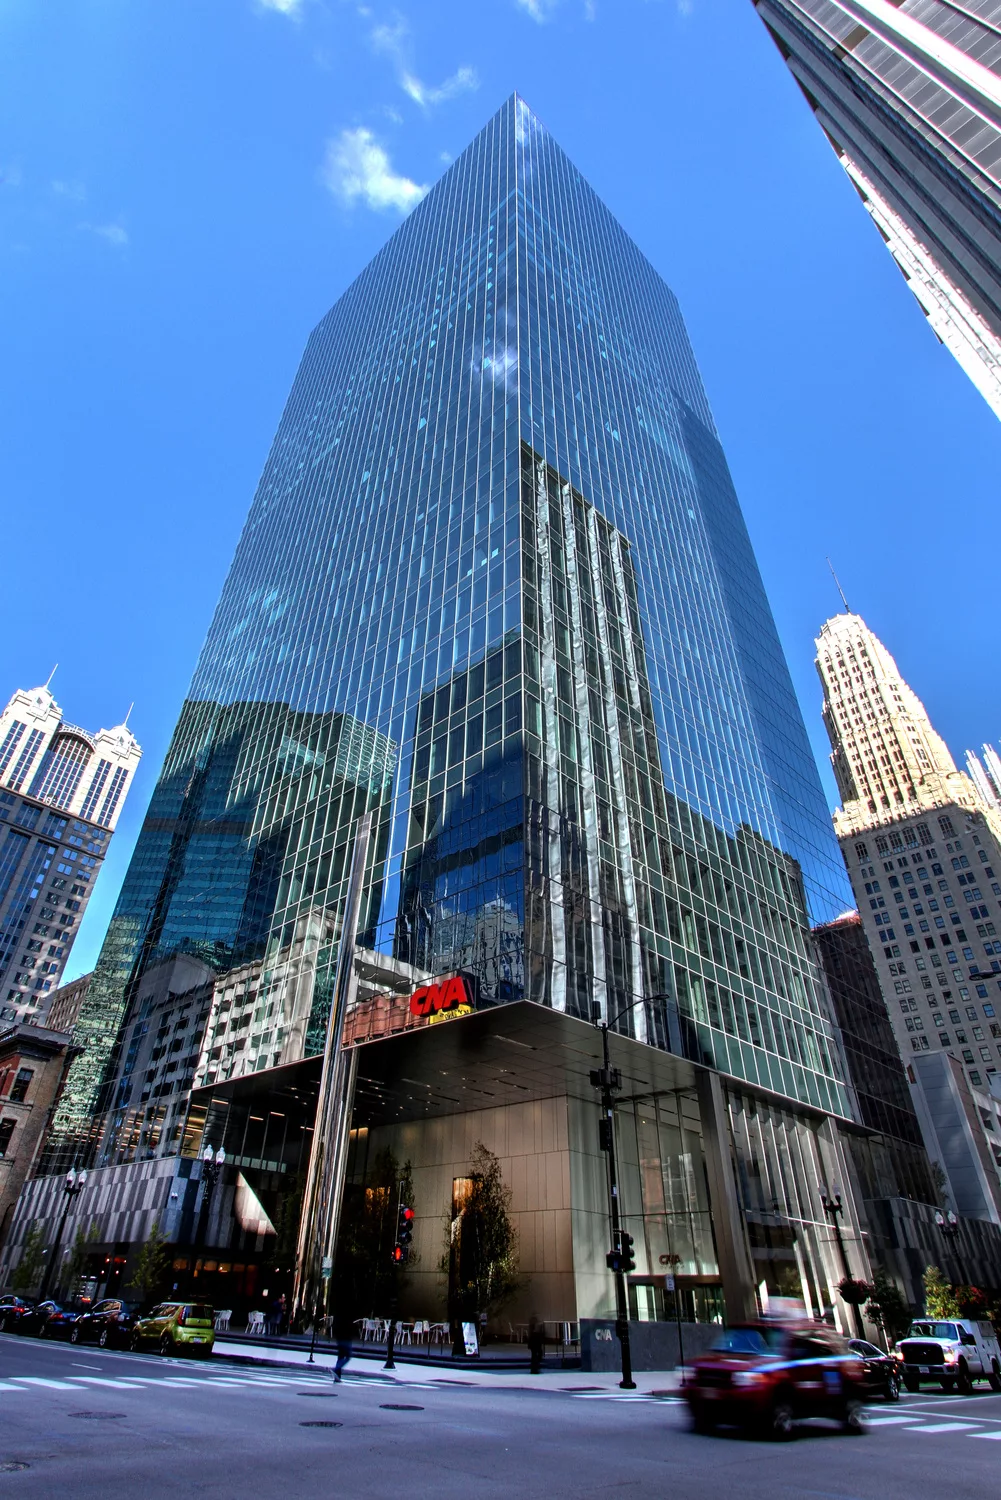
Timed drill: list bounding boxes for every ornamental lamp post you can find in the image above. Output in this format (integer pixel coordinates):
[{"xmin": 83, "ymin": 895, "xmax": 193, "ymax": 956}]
[
  {"xmin": 934, "ymin": 1209, "xmax": 967, "ymax": 1286},
  {"xmin": 195, "ymin": 1146, "xmax": 226, "ymax": 1257},
  {"xmin": 38, "ymin": 1168, "xmax": 88, "ymax": 1301},
  {"xmin": 820, "ymin": 1184, "xmax": 864, "ymax": 1338}
]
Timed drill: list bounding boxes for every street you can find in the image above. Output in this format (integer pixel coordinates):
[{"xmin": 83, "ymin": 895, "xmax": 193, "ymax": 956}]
[{"xmin": 1, "ymin": 1334, "xmax": 1000, "ymax": 1498}]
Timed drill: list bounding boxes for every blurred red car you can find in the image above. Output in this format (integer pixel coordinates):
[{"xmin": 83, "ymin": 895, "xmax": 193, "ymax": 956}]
[{"xmin": 684, "ymin": 1322, "xmax": 868, "ymax": 1440}]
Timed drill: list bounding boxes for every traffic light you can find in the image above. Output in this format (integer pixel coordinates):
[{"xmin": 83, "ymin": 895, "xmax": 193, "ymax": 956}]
[
  {"xmin": 393, "ymin": 1203, "xmax": 414, "ymax": 1264},
  {"xmin": 606, "ymin": 1231, "xmax": 635, "ymax": 1275}
]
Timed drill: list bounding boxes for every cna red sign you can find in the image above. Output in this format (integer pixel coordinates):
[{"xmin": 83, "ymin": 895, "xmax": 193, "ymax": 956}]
[{"xmin": 409, "ymin": 975, "xmax": 473, "ymax": 1021}]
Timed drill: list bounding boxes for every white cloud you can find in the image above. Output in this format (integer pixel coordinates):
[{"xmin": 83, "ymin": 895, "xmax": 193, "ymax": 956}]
[
  {"xmin": 83, "ymin": 222, "xmax": 129, "ymax": 247},
  {"xmin": 372, "ymin": 17, "xmax": 478, "ymax": 110},
  {"xmin": 514, "ymin": 0, "xmax": 560, "ymax": 19},
  {"xmin": 259, "ymin": 0, "xmax": 303, "ymax": 15},
  {"xmin": 52, "ymin": 179, "xmax": 86, "ymax": 202},
  {"xmin": 322, "ymin": 128, "xmax": 426, "ymax": 214}
]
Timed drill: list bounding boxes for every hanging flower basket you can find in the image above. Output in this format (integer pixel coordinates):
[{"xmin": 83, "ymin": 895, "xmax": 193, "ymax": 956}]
[{"xmin": 837, "ymin": 1277, "xmax": 874, "ymax": 1306}]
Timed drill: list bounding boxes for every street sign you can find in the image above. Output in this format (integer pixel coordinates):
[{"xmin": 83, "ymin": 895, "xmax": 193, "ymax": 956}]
[{"xmin": 664, "ymin": 1274, "xmax": 675, "ymax": 1292}]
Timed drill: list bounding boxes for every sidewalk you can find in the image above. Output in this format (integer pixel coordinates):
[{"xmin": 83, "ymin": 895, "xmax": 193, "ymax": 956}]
[{"xmin": 213, "ymin": 1335, "xmax": 682, "ymax": 1395}]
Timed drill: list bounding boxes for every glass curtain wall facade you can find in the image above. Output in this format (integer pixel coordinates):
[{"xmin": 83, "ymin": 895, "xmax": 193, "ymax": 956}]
[
  {"xmin": 45, "ymin": 94, "xmax": 857, "ymax": 1173},
  {"xmin": 751, "ymin": 0, "xmax": 1001, "ymax": 417}
]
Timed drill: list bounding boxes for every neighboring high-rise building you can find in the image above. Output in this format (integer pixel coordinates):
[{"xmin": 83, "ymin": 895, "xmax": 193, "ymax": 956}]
[
  {"xmin": 0, "ymin": 686, "xmax": 140, "ymax": 1027},
  {"xmin": 44, "ymin": 972, "xmax": 92, "ymax": 1037},
  {"xmin": 967, "ymin": 741, "xmax": 1001, "ymax": 810},
  {"xmin": 817, "ymin": 611, "xmax": 1001, "ymax": 1223},
  {"xmin": 13, "ymin": 98, "xmax": 895, "ymax": 1335},
  {"xmin": 752, "ymin": 0, "xmax": 1001, "ymax": 418}
]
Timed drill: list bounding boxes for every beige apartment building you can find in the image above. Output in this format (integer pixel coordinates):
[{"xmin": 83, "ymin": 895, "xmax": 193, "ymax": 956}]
[{"xmin": 816, "ymin": 612, "xmax": 1001, "ymax": 1225}]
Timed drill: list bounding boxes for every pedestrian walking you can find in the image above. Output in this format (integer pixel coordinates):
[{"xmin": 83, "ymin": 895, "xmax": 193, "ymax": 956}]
[
  {"xmin": 333, "ymin": 1301, "xmax": 355, "ymax": 1382},
  {"xmin": 527, "ymin": 1315, "xmax": 545, "ymax": 1375}
]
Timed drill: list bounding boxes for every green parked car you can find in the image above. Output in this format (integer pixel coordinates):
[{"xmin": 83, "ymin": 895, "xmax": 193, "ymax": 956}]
[{"xmin": 131, "ymin": 1302, "xmax": 215, "ymax": 1358}]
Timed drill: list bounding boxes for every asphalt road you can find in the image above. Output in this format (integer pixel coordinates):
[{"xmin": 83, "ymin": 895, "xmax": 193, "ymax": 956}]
[{"xmin": 2, "ymin": 1332, "xmax": 1001, "ymax": 1499}]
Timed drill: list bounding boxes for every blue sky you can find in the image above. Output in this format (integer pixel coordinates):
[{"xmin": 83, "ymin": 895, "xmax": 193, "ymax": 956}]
[{"xmin": 2, "ymin": 0, "xmax": 1000, "ymax": 981}]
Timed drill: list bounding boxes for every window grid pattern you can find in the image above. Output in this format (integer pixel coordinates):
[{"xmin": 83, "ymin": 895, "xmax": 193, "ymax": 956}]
[
  {"xmin": 8, "ymin": 729, "xmax": 44, "ymax": 792},
  {"xmin": 0, "ymin": 722, "xmax": 26, "ymax": 780},
  {"xmin": 80, "ymin": 759, "xmax": 113, "ymax": 823},
  {"xmin": 29, "ymin": 735, "xmax": 92, "ymax": 811},
  {"xmin": 50, "ymin": 96, "xmax": 855, "ymax": 1164}
]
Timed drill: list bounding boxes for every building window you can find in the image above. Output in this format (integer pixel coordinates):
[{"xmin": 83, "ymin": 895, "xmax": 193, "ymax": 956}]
[
  {"xmin": 939, "ymin": 815, "xmax": 956, "ymax": 838},
  {"xmin": 8, "ymin": 1068, "xmax": 33, "ymax": 1103},
  {"xmin": 0, "ymin": 1118, "xmax": 14, "ymax": 1156},
  {"xmin": 854, "ymin": 841, "xmax": 869, "ymax": 861}
]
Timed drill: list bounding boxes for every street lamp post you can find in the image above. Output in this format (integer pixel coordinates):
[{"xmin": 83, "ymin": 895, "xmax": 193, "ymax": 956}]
[
  {"xmin": 38, "ymin": 1168, "xmax": 87, "ymax": 1301},
  {"xmin": 934, "ymin": 1209, "xmax": 966, "ymax": 1286},
  {"xmin": 195, "ymin": 1146, "xmax": 226, "ymax": 1254},
  {"xmin": 820, "ymin": 1185, "xmax": 864, "ymax": 1338},
  {"xmin": 589, "ymin": 993, "xmax": 669, "ymax": 1393}
]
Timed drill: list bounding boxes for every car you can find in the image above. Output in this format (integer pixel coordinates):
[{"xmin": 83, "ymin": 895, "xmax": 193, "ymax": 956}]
[
  {"xmin": 70, "ymin": 1298, "xmax": 142, "ymax": 1348},
  {"xmin": 0, "ymin": 1296, "xmax": 36, "ymax": 1333},
  {"xmin": 895, "ymin": 1318, "xmax": 1001, "ymax": 1394},
  {"xmin": 683, "ymin": 1322, "xmax": 869, "ymax": 1440},
  {"xmin": 848, "ymin": 1338, "xmax": 900, "ymax": 1401},
  {"xmin": 131, "ymin": 1302, "xmax": 215, "ymax": 1359},
  {"xmin": 11, "ymin": 1300, "xmax": 80, "ymax": 1339},
  {"xmin": 36, "ymin": 1301, "xmax": 84, "ymax": 1340}
]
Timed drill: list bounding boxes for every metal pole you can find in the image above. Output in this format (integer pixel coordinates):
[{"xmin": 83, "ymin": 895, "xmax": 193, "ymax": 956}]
[
  {"xmin": 292, "ymin": 813, "xmax": 372, "ymax": 1331},
  {"xmin": 600, "ymin": 1023, "xmax": 635, "ymax": 1390},
  {"xmin": 38, "ymin": 1177, "xmax": 81, "ymax": 1301}
]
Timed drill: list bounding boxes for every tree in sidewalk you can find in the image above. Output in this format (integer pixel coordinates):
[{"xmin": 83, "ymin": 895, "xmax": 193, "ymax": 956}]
[
  {"xmin": 923, "ymin": 1264, "xmax": 960, "ymax": 1319},
  {"xmin": 10, "ymin": 1223, "xmax": 45, "ymax": 1294},
  {"xmin": 442, "ymin": 1142, "xmax": 520, "ymax": 1338},
  {"xmin": 126, "ymin": 1220, "xmax": 171, "ymax": 1305},
  {"xmin": 864, "ymin": 1269, "xmax": 912, "ymax": 1345},
  {"xmin": 334, "ymin": 1148, "xmax": 418, "ymax": 1319}
]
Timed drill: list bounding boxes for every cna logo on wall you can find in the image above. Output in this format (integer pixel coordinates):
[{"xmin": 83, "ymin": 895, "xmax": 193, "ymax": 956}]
[{"xmin": 408, "ymin": 975, "xmax": 474, "ymax": 1026}]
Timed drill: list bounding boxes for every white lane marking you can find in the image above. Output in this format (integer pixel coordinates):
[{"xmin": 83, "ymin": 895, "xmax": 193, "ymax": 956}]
[
  {"xmin": 972, "ymin": 1431, "xmax": 1001, "ymax": 1440},
  {"xmin": 12, "ymin": 1377, "xmax": 78, "ymax": 1389},
  {"xmin": 152, "ymin": 1378, "xmax": 205, "ymax": 1387},
  {"xmin": 0, "ymin": 1382, "xmax": 23, "ymax": 1390},
  {"xmin": 72, "ymin": 1377, "xmax": 146, "ymax": 1388},
  {"xmin": 909, "ymin": 1422, "xmax": 979, "ymax": 1433},
  {"xmin": 865, "ymin": 1415, "xmax": 921, "ymax": 1426}
]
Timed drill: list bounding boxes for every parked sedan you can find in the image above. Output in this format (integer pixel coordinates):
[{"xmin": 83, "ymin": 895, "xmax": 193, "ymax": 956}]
[
  {"xmin": 848, "ymin": 1338, "xmax": 901, "ymax": 1401},
  {"xmin": 10, "ymin": 1300, "xmax": 79, "ymax": 1339},
  {"xmin": 36, "ymin": 1301, "xmax": 84, "ymax": 1340},
  {"xmin": 70, "ymin": 1298, "xmax": 141, "ymax": 1348},
  {"xmin": 0, "ymin": 1296, "xmax": 36, "ymax": 1332},
  {"xmin": 131, "ymin": 1303, "xmax": 214, "ymax": 1358}
]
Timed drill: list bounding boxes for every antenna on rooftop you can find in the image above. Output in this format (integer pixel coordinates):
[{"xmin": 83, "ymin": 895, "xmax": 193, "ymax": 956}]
[
  {"xmin": 123, "ymin": 702, "xmax": 134, "ymax": 728},
  {"xmin": 826, "ymin": 558, "xmax": 850, "ymax": 614},
  {"xmin": 44, "ymin": 664, "xmax": 58, "ymax": 689}
]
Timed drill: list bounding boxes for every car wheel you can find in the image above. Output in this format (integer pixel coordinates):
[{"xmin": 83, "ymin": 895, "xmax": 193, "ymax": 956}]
[
  {"xmin": 842, "ymin": 1398, "xmax": 867, "ymax": 1435},
  {"xmin": 130, "ymin": 1331, "xmax": 141, "ymax": 1352},
  {"xmin": 988, "ymin": 1362, "xmax": 1001, "ymax": 1393},
  {"xmin": 903, "ymin": 1377, "xmax": 919, "ymax": 1393},
  {"xmin": 940, "ymin": 1378, "xmax": 955, "ymax": 1393},
  {"xmin": 884, "ymin": 1372, "xmax": 900, "ymax": 1402},
  {"xmin": 688, "ymin": 1406, "xmax": 715, "ymax": 1435},
  {"xmin": 159, "ymin": 1334, "xmax": 173, "ymax": 1358},
  {"xmin": 98, "ymin": 1328, "xmax": 110, "ymax": 1348},
  {"xmin": 70, "ymin": 1325, "xmax": 82, "ymax": 1344},
  {"xmin": 767, "ymin": 1400, "xmax": 795, "ymax": 1441},
  {"xmin": 955, "ymin": 1362, "xmax": 973, "ymax": 1396}
]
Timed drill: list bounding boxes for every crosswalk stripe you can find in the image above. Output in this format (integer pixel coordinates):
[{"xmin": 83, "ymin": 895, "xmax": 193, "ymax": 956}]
[
  {"xmin": 908, "ymin": 1422, "xmax": 978, "ymax": 1433},
  {"xmin": 72, "ymin": 1378, "xmax": 146, "ymax": 1389},
  {"xmin": 972, "ymin": 1430, "xmax": 1001, "ymax": 1440},
  {"xmin": 14, "ymin": 1377, "xmax": 77, "ymax": 1389}
]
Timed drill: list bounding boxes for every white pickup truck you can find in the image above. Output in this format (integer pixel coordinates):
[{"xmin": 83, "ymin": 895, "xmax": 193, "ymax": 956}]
[{"xmin": 895, "ymin": 1319, "xmax": 1001, "ymax": 1394}]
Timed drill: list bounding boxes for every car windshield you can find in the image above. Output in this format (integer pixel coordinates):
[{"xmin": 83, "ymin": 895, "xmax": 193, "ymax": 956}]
[
  {"xmin": 909, "ymin": 1322, "xmax": 958, "ymax": 1340},
  {"xmin": 150, "ymin": 1304, "xmax": 182, "ymax": 1317},
  {"xmin": 183, "ymin": 1305, "xmax": 213, "ymax": 1322},
  {"xmin": 851, "ymin": 1341, "xmax": 884, "ymax": 1358},
  {"xmin": 710, "ymin": 1328, "xmax": 783, "ymax": 1356}
]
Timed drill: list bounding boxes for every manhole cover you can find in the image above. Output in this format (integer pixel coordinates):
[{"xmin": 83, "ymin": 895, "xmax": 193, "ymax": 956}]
[
  {"xmin": 0, "ymin": 1462, "xmax": 29, "ymax": 1472},
  {"xmin": 68, "ymin": 1412, "xmax": 127, "ymax": 1421},
  {"xmin": 380, "ymin": 1404, "xmax": 424, "ymax": 1411},
  {"xmin": 299, "ymin": 1420, "xmax": 342, "ymax": 1428}
]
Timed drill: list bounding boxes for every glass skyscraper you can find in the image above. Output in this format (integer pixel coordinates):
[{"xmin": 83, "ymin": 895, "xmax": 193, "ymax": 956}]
[
  {"xmin": 46, "ymin": 95, "xmax": 857, "ymax": 1178},
  {"xmin": 752, "ymin": 0, "xmax": 1001, "ymax": 418}
]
